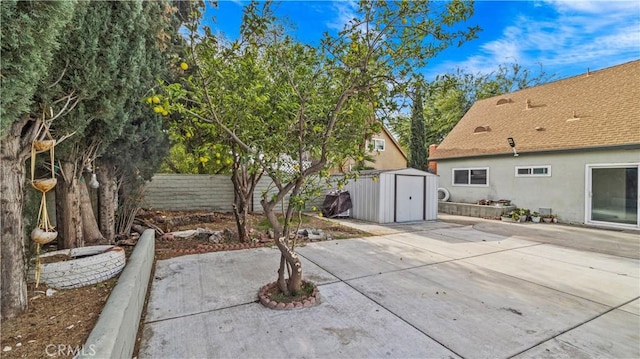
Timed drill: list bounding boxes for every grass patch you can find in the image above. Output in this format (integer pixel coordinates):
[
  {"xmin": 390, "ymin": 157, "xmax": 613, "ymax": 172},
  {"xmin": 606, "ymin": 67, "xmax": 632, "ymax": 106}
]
[{"xmin": 267, "ymin": 281, "xmax": 315, "ymax": 303}]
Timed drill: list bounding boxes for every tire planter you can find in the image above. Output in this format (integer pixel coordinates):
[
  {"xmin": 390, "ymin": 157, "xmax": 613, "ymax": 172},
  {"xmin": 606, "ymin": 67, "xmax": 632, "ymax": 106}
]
[{"xmin": 28, "ymin": 245, "xmax": 126, "ymax": 289}]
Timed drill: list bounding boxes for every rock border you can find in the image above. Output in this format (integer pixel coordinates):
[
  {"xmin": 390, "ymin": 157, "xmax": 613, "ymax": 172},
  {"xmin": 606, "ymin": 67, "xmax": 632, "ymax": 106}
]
[
  {"xmin": 175, "ymin": 242, "xmax": 267, "ymax": 254},
  {"xmin": 258, "ymin": 281, "xmax": 320, "ymax": 310}
]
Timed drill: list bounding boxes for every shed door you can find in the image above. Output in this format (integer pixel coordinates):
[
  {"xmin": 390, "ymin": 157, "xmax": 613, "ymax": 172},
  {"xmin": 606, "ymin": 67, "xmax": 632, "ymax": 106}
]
[{"xmin": 395, "ymin": 175, "xmax": 425, "ymax": 222}]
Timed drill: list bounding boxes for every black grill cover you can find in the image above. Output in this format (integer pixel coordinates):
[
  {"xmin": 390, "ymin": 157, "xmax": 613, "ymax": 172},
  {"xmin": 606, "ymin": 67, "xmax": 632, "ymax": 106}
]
[{"xmin": 321, "ymin": 191, "xmax": 352, "ymax": 218}]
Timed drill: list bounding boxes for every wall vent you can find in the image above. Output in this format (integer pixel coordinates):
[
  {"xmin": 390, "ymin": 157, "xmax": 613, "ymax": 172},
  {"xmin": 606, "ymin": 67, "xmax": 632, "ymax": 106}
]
[{"xmin": 473, "ymin": 125, "xmax": 490, "ymax": 134}]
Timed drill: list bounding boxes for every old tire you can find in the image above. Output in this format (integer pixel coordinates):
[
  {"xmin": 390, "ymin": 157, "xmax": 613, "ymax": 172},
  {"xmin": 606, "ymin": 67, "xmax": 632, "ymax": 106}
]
[
  {"xmin": 437, "ymin": 187, "xmax": 450, "ymax": 202},
  {"xmin": 29, "ymin": 245, "xmax": 126, "ymax": 289}
]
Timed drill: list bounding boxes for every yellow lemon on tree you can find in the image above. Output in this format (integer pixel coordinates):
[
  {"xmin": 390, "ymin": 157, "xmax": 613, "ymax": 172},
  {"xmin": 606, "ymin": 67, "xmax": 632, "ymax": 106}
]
[
  {"xmin": 146, "ymin": 97, "xmax": 153, "ymax": 104},
  {"xmin": 402, "ymin": 18, "xmax": 408, "ymax": 25},
  {"xmin": 152, "ymin": 96, "xmax": 160, "ymax": 104},
  {"xmin": 180, "ymin": 62, "xmax": 189, "ymax": 70},
  {"xmin": 161, "ymin": 110, "xmax": 169, "ymax": 116},
  {"xmin": 153, "ymin": 106, "xmax": 164, "ymax": 113}
]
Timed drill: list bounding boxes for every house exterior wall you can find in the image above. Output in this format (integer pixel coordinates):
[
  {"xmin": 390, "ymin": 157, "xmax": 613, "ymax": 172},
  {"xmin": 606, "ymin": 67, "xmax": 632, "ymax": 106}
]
[
  {"xmin": 364, "ymin": 129, "xmax": 407, "ymax": 170},
  {"xmin": 337, "ymin": 128, "xmax": 407, "ymax": 172},
  {"xmin": 435, "ymin": 148, "xmax": 639, "ymax": 225}
]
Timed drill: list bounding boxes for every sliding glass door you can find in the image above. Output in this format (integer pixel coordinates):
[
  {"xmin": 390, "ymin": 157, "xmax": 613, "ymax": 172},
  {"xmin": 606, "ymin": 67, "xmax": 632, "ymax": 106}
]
[{"xmin": 587, "ymin": 164, "xmax": 639, "ymax": 227}]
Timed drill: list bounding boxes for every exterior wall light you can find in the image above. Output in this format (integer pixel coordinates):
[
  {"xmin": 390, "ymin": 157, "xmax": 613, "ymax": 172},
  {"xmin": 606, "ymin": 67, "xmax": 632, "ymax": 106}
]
[{"xmin": 507, "ymin": 137, "xmax": 519, "ymax": 157}]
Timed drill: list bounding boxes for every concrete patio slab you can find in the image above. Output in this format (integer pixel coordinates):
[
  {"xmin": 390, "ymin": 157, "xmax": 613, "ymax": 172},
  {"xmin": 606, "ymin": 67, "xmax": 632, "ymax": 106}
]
[
  {"xmin": 620, "ymin": 298, "xmax": 640, "ymax": 316},
  {"xmin": 146, "ymin": 247, "xmax": 339, "ymax": 322},
  {"xmin": 296, "ymin": 236, "xmax": 452, "ymax": 280},
  {"xmin": 139, "ymin": 218, "xmax": 640, "ymax": 359},
  {"xmin": 381, "ymin": 230, "xmax": 538, "ymax": 259},
  {"xmin": 345, "ymin": 261, "xmax": 610, "ymax": 359},
  {"xmin": 139, "ymin": 281, "xmax": 459, "ymax": 359},
  {"xmin": 513, "ymin": 244, "xmax": 640, "ymax": 278},
  {"xmin": 325, "ymin": 218, "xmax": 460, "ymax": 236},
  {"xmin": 462, "ymin": 248, "xmax": 640, "ymax": 307},
  {"xmin": 513, "ymin": 308, "xmax": 640, "ymax": 358}
]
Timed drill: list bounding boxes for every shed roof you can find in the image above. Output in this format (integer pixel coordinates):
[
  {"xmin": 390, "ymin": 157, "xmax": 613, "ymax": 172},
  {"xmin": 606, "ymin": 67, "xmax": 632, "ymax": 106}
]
[
  {"xmin": 430, "ymin": 60, "xmax": 640, "ymax": 160},
  {"xmin": 353, "ymin": 168, "xmax": 437, "ymax": 177}
]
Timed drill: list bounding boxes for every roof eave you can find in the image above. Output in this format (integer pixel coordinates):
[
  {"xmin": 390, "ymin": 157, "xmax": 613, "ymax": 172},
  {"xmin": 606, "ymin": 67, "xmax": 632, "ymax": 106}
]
[{"xmin": 430, "ymin": 143, "xmax": 640, "ymax": 161}]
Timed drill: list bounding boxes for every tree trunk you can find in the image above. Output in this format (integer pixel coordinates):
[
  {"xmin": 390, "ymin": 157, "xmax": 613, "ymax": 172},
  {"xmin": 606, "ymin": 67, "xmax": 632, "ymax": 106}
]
[
  {"xmin": 80, "ymin": 174, "xmax": 105, "ymax": 245},
  {"xmin": 96, "ymin": 164, "xmax": 116, "ymax": 241},
  {"xmin": 262, "ymin": 198, "xmax": 302, "ymax": 295},
  {"xmin": 231, "ymin": 167, "xmax": 250, "ymax": 242},
  {"xmin": 0, "ymin": 135, "xmax": 29, "ymax": 319},
  {"xmin": 230, "ymin": 160, "xmax": 262, "ymax": 243},
  {"xmin": 56, "ymin": 162, "xmax": 83, "ymax": 249}
]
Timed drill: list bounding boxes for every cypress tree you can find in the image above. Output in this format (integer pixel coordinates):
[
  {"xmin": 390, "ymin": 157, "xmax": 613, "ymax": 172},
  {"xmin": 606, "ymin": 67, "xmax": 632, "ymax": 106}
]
[
  {"xmin": 409, "ymin": 85, "xmax": 428, "ymax": 171},
  {"xmin": 0, "ymin": 0, "xmax": 77, "ymax": 319}
]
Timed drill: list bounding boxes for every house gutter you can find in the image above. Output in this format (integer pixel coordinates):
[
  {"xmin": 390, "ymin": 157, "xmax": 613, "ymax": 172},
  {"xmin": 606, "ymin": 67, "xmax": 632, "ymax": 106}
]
[{"xmin": 430, "ymin": 143, "xmax": 640, "ymax": 161}]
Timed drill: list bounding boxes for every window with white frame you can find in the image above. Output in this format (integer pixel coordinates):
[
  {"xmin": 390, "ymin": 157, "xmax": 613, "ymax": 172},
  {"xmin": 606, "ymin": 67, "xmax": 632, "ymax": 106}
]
[
  {"xmin": 452, "ymin": 167, "xmax": 489, "ymax": 186},
  {"xmin": 515, "ymin": 165, "xmax": 551, "ymax": 177},
  {"xmin": 371, "ymin": 138, "xmax": 385, "ymax": 151}
]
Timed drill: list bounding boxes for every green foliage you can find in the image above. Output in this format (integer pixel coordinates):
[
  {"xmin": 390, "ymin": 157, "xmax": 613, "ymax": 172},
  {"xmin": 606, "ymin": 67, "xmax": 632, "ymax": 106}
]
[
  {"xmin": 36, "ymin": 0, "xmax": 183, "ymax": 184},
  {"xmin": 409, "ymin": 85, "xmax": 428, "ymax": 171},
  {"xmin": 0, "ymin": 0, "xmax": 77, "ymax": 136},
  {"xmin": 389, "ymin": 62, "xmax": 555, "ymax": 149},
  {"xmin": 156, "ymin": 0, "xmax": 479, "ymax": 245},
  {"xmin": 99, "ymin": 0, "xmax": 192, "ymax": 186}
]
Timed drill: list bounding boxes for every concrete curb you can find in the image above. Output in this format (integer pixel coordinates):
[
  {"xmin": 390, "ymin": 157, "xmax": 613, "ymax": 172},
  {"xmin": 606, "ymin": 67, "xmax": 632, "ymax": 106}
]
[{"xmin": 76, "ymin": 229, "xmax": 155, "ymax": 359}]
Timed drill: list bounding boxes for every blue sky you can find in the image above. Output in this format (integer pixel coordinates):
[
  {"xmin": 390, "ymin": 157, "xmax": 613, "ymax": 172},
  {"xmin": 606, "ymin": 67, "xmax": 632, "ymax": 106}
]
[{"xmin": 204, "ymin": 0, "xmax": 640, "ymax": 81}]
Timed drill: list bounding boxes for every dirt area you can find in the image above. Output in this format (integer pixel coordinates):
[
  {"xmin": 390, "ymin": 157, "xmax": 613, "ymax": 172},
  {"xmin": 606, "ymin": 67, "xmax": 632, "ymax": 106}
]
[{"xmin": 1, "ymin": 210, "xmax": 370, "ymax": 358}]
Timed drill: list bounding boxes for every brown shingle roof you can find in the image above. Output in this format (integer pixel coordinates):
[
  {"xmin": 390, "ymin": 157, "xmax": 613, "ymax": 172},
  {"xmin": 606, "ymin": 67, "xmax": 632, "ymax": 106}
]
[{"xmin": 430, "ymin": 60, "xmax": 640, "ymax": 160}]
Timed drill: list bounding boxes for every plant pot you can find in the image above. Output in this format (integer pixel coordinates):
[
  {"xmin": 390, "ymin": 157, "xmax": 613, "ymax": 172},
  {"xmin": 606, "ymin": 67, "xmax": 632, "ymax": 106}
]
[
  {"xmin": 31, "ymin": 227, "xmax": 58, "ymax": 244},
  {"xmin": 31, "ymin": 178, "xmax": 57, "ymax": 193},
  {"xmin": 542, "ymin": 217, "xmax": 552, "ymax": 223},
  {"xmin": 33, "ymin": 140, "xmax": 56, "ymax": 152},
  {"xmin": 518, "ymin": 216, "xmax": 527, "ymax": 222},
  {"xmin": 531, "ymin": 216, "xmax": 541, "ymax": 223}
]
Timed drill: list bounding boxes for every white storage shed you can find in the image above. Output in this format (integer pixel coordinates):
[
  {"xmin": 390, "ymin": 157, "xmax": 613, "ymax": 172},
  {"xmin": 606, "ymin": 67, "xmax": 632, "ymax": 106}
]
[{"xmin": 343, "ymin": 168, "xmax": 439, "ymax": 223}]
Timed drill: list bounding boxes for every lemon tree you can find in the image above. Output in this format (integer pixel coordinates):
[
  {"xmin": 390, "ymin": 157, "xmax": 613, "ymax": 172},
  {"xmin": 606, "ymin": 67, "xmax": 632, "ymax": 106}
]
[{"xmin": 158, "ymin": 0, "xmax": 478, "ymax": 296}]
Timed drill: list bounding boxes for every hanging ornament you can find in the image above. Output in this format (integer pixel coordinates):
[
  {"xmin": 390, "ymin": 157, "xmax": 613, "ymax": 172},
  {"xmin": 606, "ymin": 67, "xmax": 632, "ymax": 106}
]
[
  {"xmin": 29, "ymin": 123, "xmax": 59, "ymax": 287},
  {"xmin": 89, "ymin": 173, "xmax": 99, "ymax": 189}
]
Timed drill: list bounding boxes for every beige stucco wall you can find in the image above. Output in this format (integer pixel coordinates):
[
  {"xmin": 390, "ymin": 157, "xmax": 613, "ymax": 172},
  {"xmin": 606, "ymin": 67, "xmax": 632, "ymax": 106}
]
[
  {"xmin": 365, "ymin": 129, "xmax": 407, "ymax": 170},
  {"xmin": 336, "ymin": 129, "xmax": 407, "ymax": 172},
  {"xmin": 434, "ymin": 148, "xmax": 640, "ymax": 227}
]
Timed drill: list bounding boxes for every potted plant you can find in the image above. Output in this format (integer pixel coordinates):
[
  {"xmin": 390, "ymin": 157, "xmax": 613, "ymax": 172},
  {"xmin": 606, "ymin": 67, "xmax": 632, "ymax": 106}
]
[
  {"xmin": 518, "ymin": 208, "xmax": 530, "ymax": 222},
  {"xmin": 501, "ymin": 211, "xmax": 515, "ymax": 222},
  {"xmin": 542, "ymin": 214, "xmax": 555, "ymax": 223},
  {"xmin": 531, "ymin": 212, "xmax": 541, "ymax": 223}
]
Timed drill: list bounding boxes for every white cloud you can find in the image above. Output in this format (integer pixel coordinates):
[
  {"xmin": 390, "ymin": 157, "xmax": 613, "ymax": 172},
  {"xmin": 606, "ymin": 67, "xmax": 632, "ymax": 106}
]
[
  {"xmin": 325, "ymin": 0, "xmax": 359, "ymax": 32},
  {"xmin": 541, "ymin": 0, "xmax": 639, "ymax": 14},
  {"xmin": 427, "ymin": 0, "xmax": 640, "ymax": 78}
]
